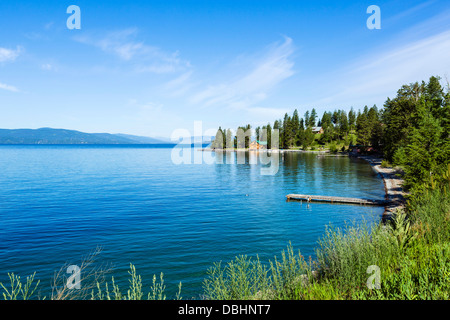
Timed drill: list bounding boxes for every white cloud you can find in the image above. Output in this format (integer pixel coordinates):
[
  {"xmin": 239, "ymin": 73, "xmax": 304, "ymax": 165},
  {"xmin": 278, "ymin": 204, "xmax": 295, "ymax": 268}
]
[
  {"xmin": 0, "ymin": 46, "xmax": 22, "ymax": 63},
  {"xmin": 41, "ymin": 63, "xmax": 55, "ymax": 71},
  {"xmin": 0, "ymin": 82, "xmax": 19, "ymax": 92},
  {"xmin": 127, "ymin": 99, "xmax": 164, "ymax": 113},
  {"xmin": 74, "ymin": 29, "xmax": 190, "ymax": 74},
  {"xmin": 162, "ymin": 71, "xmax": 196, "ymax": 96},
  {"xmin": 188, "ymin": 36, "xmax": 295, "ymax": 110},
  {"xmin": 44, "ymin": 22, "xmax": 54, "ymax": 30},
  {"xmin": 303, "ymin": 26, "xmax": 450, "ymax": 110}
]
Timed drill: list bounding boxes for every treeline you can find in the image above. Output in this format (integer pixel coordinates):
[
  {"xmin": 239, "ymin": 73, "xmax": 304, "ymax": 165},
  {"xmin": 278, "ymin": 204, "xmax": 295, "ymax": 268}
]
[
  {"xmin": 381, "ymin": 76, "xmax": 450, "ymax": 190},
  {"xmin": 212, "ymin": 106, "xmax": 383, "ymax": 151}
]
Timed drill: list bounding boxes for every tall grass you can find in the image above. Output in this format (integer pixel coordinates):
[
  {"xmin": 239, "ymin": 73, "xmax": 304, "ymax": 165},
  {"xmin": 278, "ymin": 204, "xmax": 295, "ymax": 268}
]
[
  {"xmin": 408, "ymin": 186, "xmax": 450, "ymax": 245},
  {"xmin": 51, "ymin": 246, "xmax": 113, "ymax": 300},
  {"xmin": 91, "ymin": 264, "xmax": 180, "ymax": 300},
  {"xmin": 314, "ymin": 184, "xmax": 450, "ymax": 299},
  {"xmin": 314, "ymin": 221, "xmax": 400, "ymax": 291},
  {"xmin": 202, "ymin": 243, "xmax": 312, "ymax": 300},
  {"xmin": 0, "ymin": 272, "xmax": 40, "ymax": 300}
]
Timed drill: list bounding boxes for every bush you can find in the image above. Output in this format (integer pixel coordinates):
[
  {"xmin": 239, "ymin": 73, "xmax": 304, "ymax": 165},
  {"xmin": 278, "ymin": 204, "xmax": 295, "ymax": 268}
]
[
  {"xmin": 381, "ymin": 160, "xmax": 391, "ymax": 168},
  {"xmin": 329, "ymin": 143, "xmax": 338, "ymax": 153}
]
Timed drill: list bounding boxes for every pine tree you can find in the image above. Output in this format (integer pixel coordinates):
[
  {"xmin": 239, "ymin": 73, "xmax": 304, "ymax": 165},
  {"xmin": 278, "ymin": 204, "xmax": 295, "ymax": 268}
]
[
  {"xmin": 303, "ymin": 127, "xmax": 315, "ymax": 150},
  {"xmin": 442, "ymin": 89, "xmax": 450, "ymax": 140},
  {"xmin": 255, "ymin": 126, "xmax": 261, "ymax": 142},
  {"xmin": 339, "ymin": 110, "xmax": 349, "ymax": 138},
  {"xmin": 332, "ymin": 110, "xmax": 339, "ymax": 125},
  {"xmin": 222, "ymin": 128, "xmax": 226, "ymax": 149},
  {"xmin": 296, "ymin": 118, "xmax": 305, "ymax": 147},
  {"xmin": 403, "ymin": 108, "xmax": 444, "ymax": 188},
  {"xmin": 245, "ymin": 124, "xmax": 251, "ymax": 149},
  {"xmin": 267, "ymin": 123, "xmax": 273, "ymax": 149},
  {"xmin": 425, "ymin": 75, "xmax": 444, "ymax": 119},
  {"xmin": 356, "ymin": 110, "xmax": 370, "ymax": 146},
  {"xmin": 321, "ymin": 111, "xmax": 332, "ymax": 129},
  {"xmin": 292, "ymin": 109, "xmax": 300, "ymax": 143},
  {"xmin": 282, "ymin": 113, "xmax": 291, "ymax": 148},
  {"xmin": 382, "ymin": 82, "xmax": 425, "ymax": 161},
  {"xmin": 212, "ymin": 127, "xmax": 224, "ymax": 149},
  {"xmin": 226, "ymin": 129, "xmax": 233, "ymax": 149},
  {"xmin": 348, "ymin": 107, "xmax": 356, "ymax": 132},
  {"xmin": 304, "ymin": 111, "xmax": 310, "ymax": 129},
  {"xmin": 309, "ymin": 108, "xmax": 317, "ymax": 127}
]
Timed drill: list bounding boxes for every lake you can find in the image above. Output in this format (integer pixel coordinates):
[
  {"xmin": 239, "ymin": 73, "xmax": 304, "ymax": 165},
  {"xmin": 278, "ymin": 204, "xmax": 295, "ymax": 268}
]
[{"xmin": 0, "ymin": 145, "xmax": 385, "ymax": 298}]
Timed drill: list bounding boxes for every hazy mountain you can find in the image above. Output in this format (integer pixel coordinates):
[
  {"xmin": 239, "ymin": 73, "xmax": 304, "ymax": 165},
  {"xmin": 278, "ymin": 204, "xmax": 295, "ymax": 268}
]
[
  {"xmin": 114, "ymin": 133, "xmax": 172, "ymax": 144},
  {"xmin": 171, "ymin": 136, "xmax": 214, "ymax": 144},
  {"xmin": 0, "ymin": 128, "xmax": 171, "ymax": 145}
]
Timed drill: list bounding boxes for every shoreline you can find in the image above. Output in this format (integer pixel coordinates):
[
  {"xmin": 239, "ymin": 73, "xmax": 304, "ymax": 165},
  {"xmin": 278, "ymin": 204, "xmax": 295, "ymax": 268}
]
[
  {"xmin": 353, "ymin": 154, "xmax": 405, "ymax": 220},
  {"xmin": 202, "ymin": 147, "xmax": 406, "ymax": 219},
  {"xmin": 199, "ymin": 148, "xmax": 329, "ymax": 154}
]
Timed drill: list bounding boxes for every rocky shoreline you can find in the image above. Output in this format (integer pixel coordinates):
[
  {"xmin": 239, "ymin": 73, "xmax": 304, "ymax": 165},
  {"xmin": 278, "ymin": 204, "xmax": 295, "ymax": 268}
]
[{"xmin": 354, "ymin": 155, "xmax": 406, "ymax": 220}]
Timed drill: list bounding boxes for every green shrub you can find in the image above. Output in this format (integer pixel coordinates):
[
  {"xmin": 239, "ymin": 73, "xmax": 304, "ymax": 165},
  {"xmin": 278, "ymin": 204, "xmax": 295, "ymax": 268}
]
[
  {"xmin": 329, "ymin": 143, "xmax": 338, "ymax": 153},
  {"xmin": 381, "ymin": 160, "xmax": 391, "ymax": 168}
]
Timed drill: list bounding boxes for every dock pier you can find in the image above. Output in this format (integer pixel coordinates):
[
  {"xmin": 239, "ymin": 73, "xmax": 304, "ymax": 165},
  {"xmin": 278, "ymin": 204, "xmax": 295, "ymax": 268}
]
[{"xmin": 286, "ymin": 194, "xmax": 389, "ymax": 206}]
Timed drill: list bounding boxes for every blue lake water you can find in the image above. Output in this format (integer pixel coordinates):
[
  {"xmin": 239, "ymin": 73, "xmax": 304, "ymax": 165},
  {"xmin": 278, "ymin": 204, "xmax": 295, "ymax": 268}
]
[{"xmin": 0, "ymin": 145, "xmax": 385, "ymax": 298}]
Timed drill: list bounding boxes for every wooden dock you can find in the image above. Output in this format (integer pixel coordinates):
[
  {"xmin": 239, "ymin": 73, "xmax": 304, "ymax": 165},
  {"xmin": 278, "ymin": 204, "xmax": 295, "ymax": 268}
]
[{"xmin": 286, "ymin": 194, "xmax": 389, "ymax": 206}]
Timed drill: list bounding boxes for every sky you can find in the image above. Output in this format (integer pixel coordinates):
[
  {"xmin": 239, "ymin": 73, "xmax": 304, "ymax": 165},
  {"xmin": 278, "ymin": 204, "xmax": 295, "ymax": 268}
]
[{"xmin": 1, "ymin": 0, "xmax": 450, "ymax": 138}]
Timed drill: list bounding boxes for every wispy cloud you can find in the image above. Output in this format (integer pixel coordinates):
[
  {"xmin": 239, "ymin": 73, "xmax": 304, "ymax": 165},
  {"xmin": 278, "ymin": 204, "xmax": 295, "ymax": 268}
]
[
  {"xmin": 0, "ymin": 82, "xmax": 19, "ymax": 92},
  {"xmin": 303, "ymin": 13, "xmax": 450, "ymax": 110},
  {"xmin": 383, "ymin": 0, "xmax": 436, "ymax": 27},
  {"xmin": 95, "ymin": 28, "xmax": 144, "ymax": 60},
  {"xmin": 44, "ymin": 21, "xmax": 54, "ymax": 30},
  {"xmin": 74, "ymin": 28, "xmax": 190, "ymax": 74},
  {"xmin": 0, "ymin": 46, "xmax": 22, "ymax": 63},
  {"xmin": 163, "ymin": 71, "xmax": 196, "ymax": 96},
  {"xmin": 41, "ymin": 63, "xmax": 56, "ymax": 71},
  {"xmin": 127, "ymin": 99, "xmax": 164, "ymax": 113},
  {"xmin": 187, "ymin": 36, "xmax": 295, "ymax": 110}
]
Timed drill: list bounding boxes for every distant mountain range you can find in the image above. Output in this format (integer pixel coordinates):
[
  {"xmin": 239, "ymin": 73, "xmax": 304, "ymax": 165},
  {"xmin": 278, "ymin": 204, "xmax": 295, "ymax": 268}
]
[{"xmin": 0, "ymin": 128, "xmax": 213, "ymax": 145}]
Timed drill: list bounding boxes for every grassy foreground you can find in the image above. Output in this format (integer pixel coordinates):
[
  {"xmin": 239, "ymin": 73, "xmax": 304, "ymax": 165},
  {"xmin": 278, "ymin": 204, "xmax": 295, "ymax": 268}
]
[
  {"xmin": 201, "ymin": 183, "xmax": 450, "ymax": 300},
  {"xmin": 2, "ymin": 180, "xmax": 449, "ymax": 300}
]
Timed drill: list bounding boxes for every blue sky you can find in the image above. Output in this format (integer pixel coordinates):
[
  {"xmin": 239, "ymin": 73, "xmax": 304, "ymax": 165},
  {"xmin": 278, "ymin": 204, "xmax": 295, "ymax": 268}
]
[{"xmin": 1, "ymin": 0, "xmax": 450, "ymax": 138}]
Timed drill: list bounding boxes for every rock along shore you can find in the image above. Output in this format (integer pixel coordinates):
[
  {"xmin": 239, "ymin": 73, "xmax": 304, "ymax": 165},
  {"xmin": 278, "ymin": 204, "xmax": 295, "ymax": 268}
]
[{"xmin": 354, "ymin": 155, "xmax": 406, "ymax": 220}]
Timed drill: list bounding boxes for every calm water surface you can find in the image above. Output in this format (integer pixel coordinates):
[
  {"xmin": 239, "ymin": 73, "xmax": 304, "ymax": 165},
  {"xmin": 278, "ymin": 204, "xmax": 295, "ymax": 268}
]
[{"xmin": 0, "ymin": 145, "xmax": 385, "ymax": 298}]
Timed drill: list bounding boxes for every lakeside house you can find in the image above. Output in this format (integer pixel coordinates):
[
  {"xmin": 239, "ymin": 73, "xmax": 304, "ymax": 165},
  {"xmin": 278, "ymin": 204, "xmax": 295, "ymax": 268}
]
[
  {"xmin": 312, "ymin": 127, "xmax": 324, "ymax": 134},
  {"xmin": 249, "ymin": 140, "xmax": 267, "ymax": 150}
]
